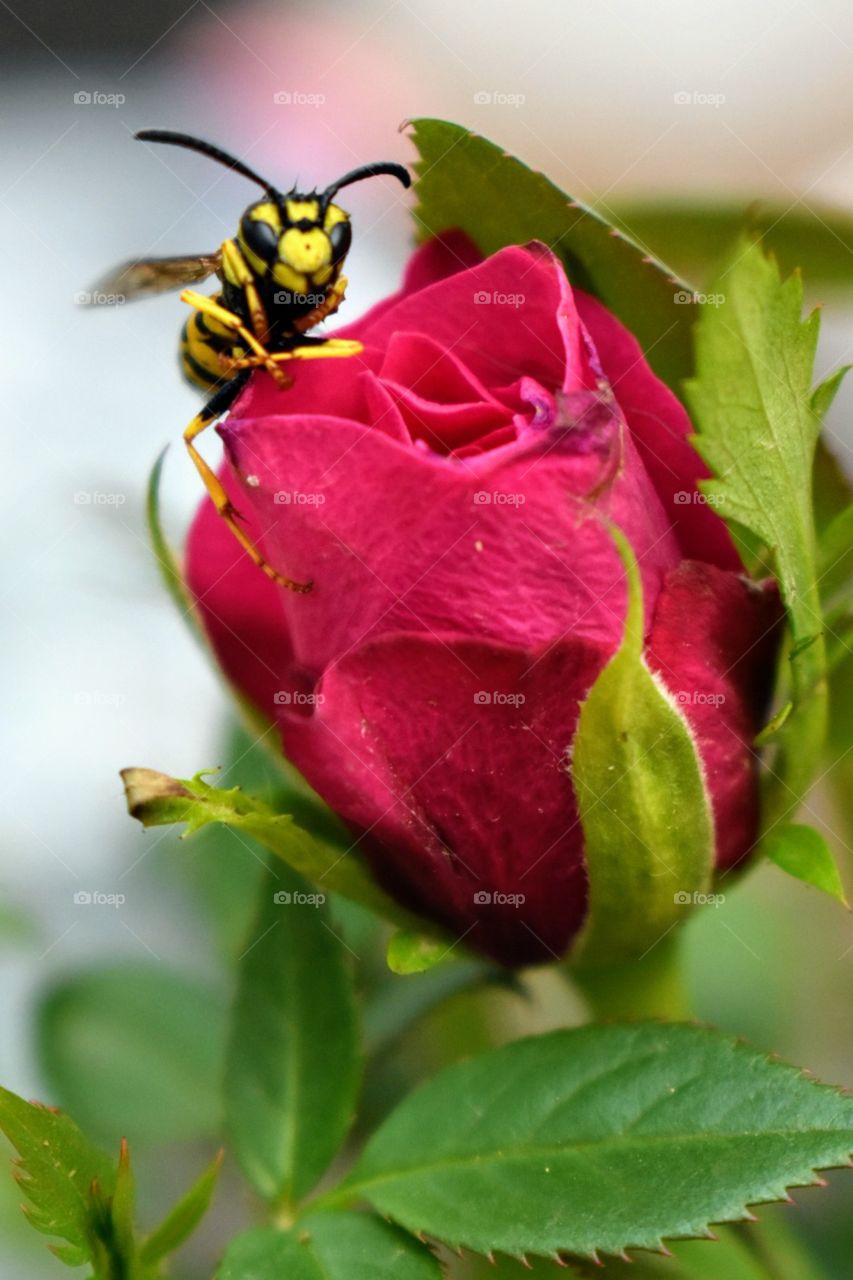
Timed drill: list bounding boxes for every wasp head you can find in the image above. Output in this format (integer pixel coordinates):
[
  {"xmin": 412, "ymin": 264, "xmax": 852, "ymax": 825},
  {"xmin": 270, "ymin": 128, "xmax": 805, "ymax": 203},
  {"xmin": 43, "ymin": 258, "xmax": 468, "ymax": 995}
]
[
  {"xmin": 238, "ymin": 194, "xmax": 353, "ymax": 315},
  {"xmin": 133, "ymin": 132, "xmax": 410, "ymax": 320}
]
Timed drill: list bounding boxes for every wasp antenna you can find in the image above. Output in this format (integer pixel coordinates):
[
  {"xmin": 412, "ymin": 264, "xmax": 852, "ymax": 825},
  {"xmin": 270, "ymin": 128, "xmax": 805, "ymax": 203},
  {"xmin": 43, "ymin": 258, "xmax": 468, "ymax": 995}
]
[
  {"xmin": 322, "ymin": 162, "xmax": 411, "ymax": 208},
  {"xmin": 135, "ymin": 130, "xmax": 280, "ymax": 197}
]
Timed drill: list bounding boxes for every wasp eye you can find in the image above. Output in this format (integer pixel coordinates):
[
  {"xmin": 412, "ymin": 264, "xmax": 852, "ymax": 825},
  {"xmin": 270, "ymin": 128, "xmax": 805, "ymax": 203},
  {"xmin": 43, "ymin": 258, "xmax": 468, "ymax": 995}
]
[
  {"xmin": 329, "ymin": 219, "xmax": 352, "ymax": 265},
  {"xmin": 240, "ymin": 214, "xmax": 279, "ymax": 262}
]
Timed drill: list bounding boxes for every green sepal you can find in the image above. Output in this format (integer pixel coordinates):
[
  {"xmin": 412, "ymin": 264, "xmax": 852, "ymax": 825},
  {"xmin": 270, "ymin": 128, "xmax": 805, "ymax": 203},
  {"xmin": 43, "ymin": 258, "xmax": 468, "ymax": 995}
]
[{"xmin": 570, "ymin": 526, "xmax": 714, "ymax": 964}]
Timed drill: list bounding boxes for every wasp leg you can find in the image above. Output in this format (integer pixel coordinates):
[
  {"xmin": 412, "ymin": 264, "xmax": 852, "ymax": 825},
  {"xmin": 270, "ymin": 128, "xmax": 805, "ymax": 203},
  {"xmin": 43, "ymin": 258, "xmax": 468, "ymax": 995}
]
[
  {"xmin": 183, "ymin": 370, "xmax": 312, "ymax": 593},
  {"xmin": 220, "ymin": 238, "xmax": 270, "ymax": 344},
  {"xmin": 225, "ymin": 337, "xmax": 364, "ymax": 373},
  {"xmin": 180, "ymin": 288, "xmax": 292, "ymax": 388},
  {"xmin": 292, "ymin": 275, "xmax": 350, "ymax": 333}
]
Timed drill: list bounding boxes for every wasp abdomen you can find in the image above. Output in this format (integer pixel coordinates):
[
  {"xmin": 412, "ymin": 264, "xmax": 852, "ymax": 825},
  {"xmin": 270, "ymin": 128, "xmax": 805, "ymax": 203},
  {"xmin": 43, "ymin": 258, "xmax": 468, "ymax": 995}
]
[{"xmin": 179, "ymin": 298, "xmax": 243, "ymax": 391}]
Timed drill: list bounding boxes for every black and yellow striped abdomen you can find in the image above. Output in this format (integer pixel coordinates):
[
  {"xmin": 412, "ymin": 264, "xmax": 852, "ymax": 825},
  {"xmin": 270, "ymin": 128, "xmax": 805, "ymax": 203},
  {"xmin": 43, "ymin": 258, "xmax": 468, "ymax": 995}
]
[{"xmin": 179, "ymin": 293, "xmax": 246, "ymax": 392}]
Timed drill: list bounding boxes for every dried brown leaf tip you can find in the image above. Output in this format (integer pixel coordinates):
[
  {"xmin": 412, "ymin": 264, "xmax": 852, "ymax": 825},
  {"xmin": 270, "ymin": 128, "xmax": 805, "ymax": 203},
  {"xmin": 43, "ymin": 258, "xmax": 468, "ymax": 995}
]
[{"xmin": 120, "ymin": 768, "xmax": 194, "ymax": 826}]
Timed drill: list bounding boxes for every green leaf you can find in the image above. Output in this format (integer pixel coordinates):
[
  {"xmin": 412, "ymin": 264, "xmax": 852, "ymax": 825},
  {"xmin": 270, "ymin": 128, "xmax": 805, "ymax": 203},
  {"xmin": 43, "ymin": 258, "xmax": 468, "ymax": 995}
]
[
  {"xmin": 121, "ymin": 767, "xmax": 432, "ymax": 935},
  {"xmin": 570, "ymin": 527, "xmax": 714, "ymax": 963},
  {"xmin": 610, "ymin": 198, "xmax": 853, "ymax": 294},
  {"xmin": 564, "ymin": 1226, "xmax": 773, "ymax": 1278},
  {"xmin": 219, "ymin": 1214, "xmax": 440, "ymax": 1280},
  {"xmin": 810, "ymin": 375, "xmax": 853, "ymax": 607},
  {"xmin": 225, "ymin": 867, "xmax": 360, "ymax": 1206},
  {"xmin": 340, "ymin": 1022, "xmax": 853, "ymax": 1262},
  {"xmin": 110, "ymin": 1139, "xmax": 136, "ymax": 1264},
  {"xmin": 810, "ymin": 366, "xmax": 852, "ymax": 428},
  {"xmin": 0, "ymin": 1086, "xmax": 115, "ymax": 1262},
  {"xmin": 763, "ymin": 823, "xmax": 848, "ymax": 906},
  {"xmin": 408, "ymin": 118, "xmax": 694, "ymax": 392},
  {"xmin": 685, "ymin": 240, "xmax": 828, "ymax": 819},
  {"xmin": 36, "ymin": 962, "xmax": 226, "ymax": 1147},
  {"xmin": 386, "ymin": 930, "xmax": 452, "ymax": 975},
  {"xmin": 140, "ymin": 1149, "xmax": 223, "ymax": 1265}
]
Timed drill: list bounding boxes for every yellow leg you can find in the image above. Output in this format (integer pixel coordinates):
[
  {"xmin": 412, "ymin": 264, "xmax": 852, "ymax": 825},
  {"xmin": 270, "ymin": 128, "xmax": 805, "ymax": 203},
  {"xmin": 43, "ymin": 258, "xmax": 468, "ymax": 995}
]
[
  {"xmin": 221, "ymin": 239, "xmax": 270, "ymax": 344},
  {"xmin": 184, "ymin": 401, "xmax": 312, "ymax": 593},
  {"xmin": 179, "ymin": 288, "xmax": 363, "ymax": 592},
  {"xmin": 292, "ymin": 275, "xmax": 350, "ymax": 333},
  {"xmin": 224, "ymin": 338, "xmax": 363, "ymax": 372},
  {"xmin": 181, "ymin": 289, "xmax": 292, "ymax": 387}
]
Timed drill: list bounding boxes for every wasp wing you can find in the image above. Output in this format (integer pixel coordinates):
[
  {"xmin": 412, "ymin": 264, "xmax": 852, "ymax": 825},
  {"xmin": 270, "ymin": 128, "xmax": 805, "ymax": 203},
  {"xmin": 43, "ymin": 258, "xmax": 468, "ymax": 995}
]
[{"xmin": 83, "ymin": 252, "xmax": 223, "ymax": 304}]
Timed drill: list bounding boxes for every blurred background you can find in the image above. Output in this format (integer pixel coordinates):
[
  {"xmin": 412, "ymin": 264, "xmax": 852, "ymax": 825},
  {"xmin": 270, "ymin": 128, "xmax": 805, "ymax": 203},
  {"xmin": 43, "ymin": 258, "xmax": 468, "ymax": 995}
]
[{"xmin": 1, "ymin": 0, "xmax": 852, "ymax": 1275}]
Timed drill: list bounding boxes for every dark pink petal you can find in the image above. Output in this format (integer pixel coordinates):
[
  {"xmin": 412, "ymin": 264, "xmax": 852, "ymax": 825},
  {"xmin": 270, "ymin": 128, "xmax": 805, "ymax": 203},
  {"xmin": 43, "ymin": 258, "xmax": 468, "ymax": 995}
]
[
  {"xmin": 348, "ymin": 242, "xmax": 595, "ymax": 393},
  {"xmin": 397, "ymin": 229, "xmax": 482, "ymax": 294},
  {"xmin": 185, "ymin": 471, "xmax": 293, "ymax": 721},
  {"xmin": 574, "ymin": 291, "xmax": 740, "ymax": 570},
  {"xmin": 217, "ymin": 394, "xmax": 682, "ymax": 671},
  {"xmin": 279, "ymin": 632, "xmax": 607, "ymax": 965},
  {"xmin": 646, "ymin": 562, "xmax": 784, "ymax": 867},
  {"xmin": 378, "ymin": 331, "xmax": 512, "ymax": 453}
]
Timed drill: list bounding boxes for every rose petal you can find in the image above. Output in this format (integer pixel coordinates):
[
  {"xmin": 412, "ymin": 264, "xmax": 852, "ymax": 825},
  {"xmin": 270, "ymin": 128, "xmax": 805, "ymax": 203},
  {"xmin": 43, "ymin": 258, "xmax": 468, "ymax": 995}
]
[
  {"xmin": 185, "ymin": 470, "xmax": 293, "ymax": 722},
  {"xmin": 575, "ymin": 291, "xmax": 740, "ymax": 570},
  {"xmin": 279, "ymin": 632, "xmax": 608, "ymax": 965},
  {"xmin": 218, "ymin": 393, "xmax": 681, "ymax": 672},
  {"xmin": 347, "ymin": 242, "xmax": 594, "ymax": 393},
  {"xmin": 646, "ymin": 561, "xmax": 784, "ymax": 867}
]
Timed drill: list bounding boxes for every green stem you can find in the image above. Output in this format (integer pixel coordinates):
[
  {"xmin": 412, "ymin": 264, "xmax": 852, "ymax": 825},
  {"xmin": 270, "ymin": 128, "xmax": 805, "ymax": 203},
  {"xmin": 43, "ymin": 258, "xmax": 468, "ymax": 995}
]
[{"xmin": 570, "ymin": 932, "xmax": 691, "ymax": 1022}]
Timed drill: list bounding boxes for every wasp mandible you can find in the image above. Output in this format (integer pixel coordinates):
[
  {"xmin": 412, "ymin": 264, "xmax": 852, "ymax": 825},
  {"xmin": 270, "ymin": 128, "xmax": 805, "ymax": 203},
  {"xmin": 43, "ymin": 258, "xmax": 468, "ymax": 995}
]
[{"xmin": 92, "ymin": 130, "xmax": 410, "ymax": 590}]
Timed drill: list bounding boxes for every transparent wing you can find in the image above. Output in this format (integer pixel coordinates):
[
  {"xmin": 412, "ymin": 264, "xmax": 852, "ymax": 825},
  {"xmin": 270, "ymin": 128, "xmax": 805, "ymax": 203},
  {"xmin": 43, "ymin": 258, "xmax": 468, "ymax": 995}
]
[{"xmin": 83, "ymin": 252, "xmax": 222, "ymax": 304}]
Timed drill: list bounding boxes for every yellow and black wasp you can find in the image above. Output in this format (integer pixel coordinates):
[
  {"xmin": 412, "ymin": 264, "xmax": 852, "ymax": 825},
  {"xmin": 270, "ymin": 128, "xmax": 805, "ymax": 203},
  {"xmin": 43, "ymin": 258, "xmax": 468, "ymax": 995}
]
[{"xmin": 93, "ymin": 130, "xmax": 410, "ymax": 590}]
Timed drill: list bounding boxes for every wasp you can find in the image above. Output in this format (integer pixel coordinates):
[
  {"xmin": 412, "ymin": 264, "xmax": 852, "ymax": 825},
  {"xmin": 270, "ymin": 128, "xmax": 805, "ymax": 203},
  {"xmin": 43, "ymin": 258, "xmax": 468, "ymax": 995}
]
[{"xmin": 92, "ymin": 130, "xmax": 410, "ymax": 590}]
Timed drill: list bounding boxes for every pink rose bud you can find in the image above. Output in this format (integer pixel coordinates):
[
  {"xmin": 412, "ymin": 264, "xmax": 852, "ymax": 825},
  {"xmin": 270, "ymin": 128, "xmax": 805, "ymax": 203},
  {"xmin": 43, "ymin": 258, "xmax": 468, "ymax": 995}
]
[{"xmin": 186, "ymin": 234, "xmax": 783, "ymax": 966}]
